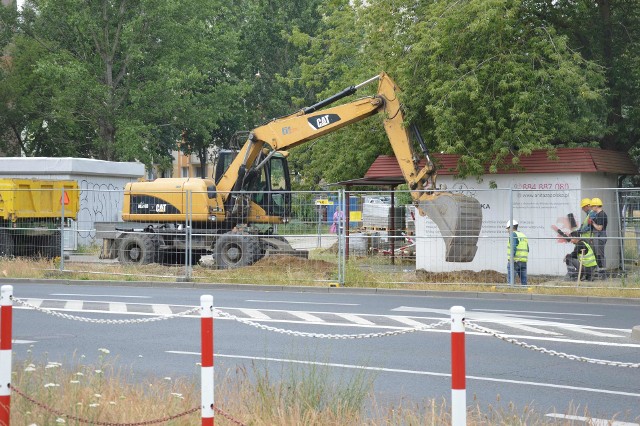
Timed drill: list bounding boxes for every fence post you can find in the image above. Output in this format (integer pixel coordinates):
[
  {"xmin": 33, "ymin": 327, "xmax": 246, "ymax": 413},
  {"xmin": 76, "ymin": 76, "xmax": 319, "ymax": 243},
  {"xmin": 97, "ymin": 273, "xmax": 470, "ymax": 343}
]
[
  {"xmin": 60, "ymin": 188, "xmax": 65, "ymax": 271},
  {"xmin": 200, "ymin": 295, "xmax": 214, "ymax": 426},
  {"xmin": 0, "ymin": 285, "xmax": 13, "ymax": 425},
  {"xmin": 451, "ymin": 305, "xmax": 466, "ymax": 426},
  {"xmin": 185, "ymin": 190, "xmax": 193, "ymax": 282}
]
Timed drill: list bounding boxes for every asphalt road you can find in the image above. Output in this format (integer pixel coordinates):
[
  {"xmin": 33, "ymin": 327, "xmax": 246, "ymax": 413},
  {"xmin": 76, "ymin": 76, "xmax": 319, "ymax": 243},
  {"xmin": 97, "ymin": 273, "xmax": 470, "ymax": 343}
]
[{"xmin": 4, "ymin": 280, "xmax": 640, "ymax": 423}]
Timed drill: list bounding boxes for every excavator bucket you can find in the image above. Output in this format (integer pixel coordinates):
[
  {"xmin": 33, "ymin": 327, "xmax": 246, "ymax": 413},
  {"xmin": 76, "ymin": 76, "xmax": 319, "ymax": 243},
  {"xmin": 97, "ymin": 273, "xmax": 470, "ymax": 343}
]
[{"xmin": 418, "ymin": 193, "xmax": 482, "ymax": 262}]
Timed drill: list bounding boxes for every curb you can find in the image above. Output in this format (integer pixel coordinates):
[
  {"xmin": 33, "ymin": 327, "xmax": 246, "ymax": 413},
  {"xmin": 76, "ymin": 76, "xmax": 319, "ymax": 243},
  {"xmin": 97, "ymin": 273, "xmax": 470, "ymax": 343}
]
[{"xmin": 1, "ymin": 277, "xmax": 639, "ymax": 306}]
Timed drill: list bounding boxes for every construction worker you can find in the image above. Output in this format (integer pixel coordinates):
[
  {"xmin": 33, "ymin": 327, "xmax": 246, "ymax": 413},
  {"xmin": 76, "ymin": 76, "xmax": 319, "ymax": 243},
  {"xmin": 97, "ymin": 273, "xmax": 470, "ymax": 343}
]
[
  {"xmin": 506, "ymin": 220, "xmax": 529, "ymax": 286},
  {"xmin": 590, "ymin": 197, "xmax": 607, "ymax": 270},
  {"xmin": 577, "ymin": 198, "xmax": 595, "ymax": 243},
  {"xmin": 564, "ymin": 231, "xmax": 597, "ymax": 280}
]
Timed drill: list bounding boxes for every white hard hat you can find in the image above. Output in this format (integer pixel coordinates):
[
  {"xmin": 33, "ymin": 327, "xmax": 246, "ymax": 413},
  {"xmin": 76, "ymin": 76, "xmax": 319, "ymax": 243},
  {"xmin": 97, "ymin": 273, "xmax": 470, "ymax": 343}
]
[{"xmin": 505, "ymin": 220, "xmax": 518, "ymax": 228}]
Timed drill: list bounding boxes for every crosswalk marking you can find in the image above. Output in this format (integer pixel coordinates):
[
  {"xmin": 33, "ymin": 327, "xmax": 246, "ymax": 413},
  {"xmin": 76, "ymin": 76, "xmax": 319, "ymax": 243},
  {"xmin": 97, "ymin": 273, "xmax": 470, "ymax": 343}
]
[
  {"xmin": 108, "ymin": 302, "xmax": 128, "ymax": 313},
  {"xmin": 64, "ymin": 300, "xmax": 83, "ymax": 310},
  {"xmin": 152, "ymin": 304, "xmax": 173, "ymax": 315},
  {"xmin": 553, "ymin": 324, "xmax": 624, "ymax": 338},
  {"xmin": 12, "ymin": 298, "xmax": 633, "ymax": 344},
  {"xmin": 239, "ymin": 309, "xmax": 271, "ymax": 320},
  {"xmin": 289, "ymin": 312, "xmax": 325, "ymax": 322},
  {"xmin": 26, "ymin": 298, "xmax": 43, "ymax": 308},
  {"xmin": 336, "ymin": 313, "xmax": 375, "ymax": 325},
  {"xmin": 389, "ymin": 316, "xmax": 428, "ymax": 328},
  {"xmin": 498, "ymin": 323, "xmax": 562, "ymax": 336}
]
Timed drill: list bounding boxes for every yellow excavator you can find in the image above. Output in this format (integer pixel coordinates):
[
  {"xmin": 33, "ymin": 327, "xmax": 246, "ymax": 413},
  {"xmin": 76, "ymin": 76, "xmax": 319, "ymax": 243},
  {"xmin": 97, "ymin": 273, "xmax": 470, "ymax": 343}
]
[{"xmin": 102, "ymin": 72, "xmax": 482, "ymax": 268}]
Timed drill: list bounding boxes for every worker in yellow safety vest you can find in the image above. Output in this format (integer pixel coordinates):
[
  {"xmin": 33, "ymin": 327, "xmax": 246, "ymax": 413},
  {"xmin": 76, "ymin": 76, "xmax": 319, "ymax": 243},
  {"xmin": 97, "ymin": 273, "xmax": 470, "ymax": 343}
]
[
  {"xmin": 506, "ymin": 220, "xmax": 529, "ymax": 286},
  {"xmin": 564, "ymin": 231, "xmax": 597, "ymax": 281},
  {"xmin": 577, "ymin": 197, "xmax": 595, "ymax": 244}
]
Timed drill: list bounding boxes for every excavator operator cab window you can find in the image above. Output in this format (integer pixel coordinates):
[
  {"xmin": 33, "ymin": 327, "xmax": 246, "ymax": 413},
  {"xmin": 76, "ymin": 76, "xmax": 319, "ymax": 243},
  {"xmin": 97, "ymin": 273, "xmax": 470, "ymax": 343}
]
[
  {"xmin": 214, "ymin": 150, "xmax": 237, "ymax": 184},
  {"xmin": 268, "ymin": 156, "xmax": 291, "ymax": 217}
]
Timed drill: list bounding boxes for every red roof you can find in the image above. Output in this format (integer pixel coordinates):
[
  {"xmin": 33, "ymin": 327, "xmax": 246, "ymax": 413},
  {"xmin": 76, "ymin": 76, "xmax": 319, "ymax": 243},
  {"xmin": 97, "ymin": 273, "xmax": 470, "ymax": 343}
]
[{"xmin": 365, "ymin": 148, "xmax": 638, "ymax": 179}]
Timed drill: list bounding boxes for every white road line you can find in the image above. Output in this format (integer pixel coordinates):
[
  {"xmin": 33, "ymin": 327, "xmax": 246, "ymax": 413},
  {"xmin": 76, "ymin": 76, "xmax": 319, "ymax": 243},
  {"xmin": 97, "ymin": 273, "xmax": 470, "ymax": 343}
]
[
  {"xmin": 289, "ymin": 312, "xmax": 325, "ymax": 322},
  {"xmin": 336, "ymin": 313, "xmax": 375, "ymax": 326},
  {"xmin": 108, "ymin": 302, "xmax": 128, "ymax": 313},
  {"xmin": 152, "ymin": 305, "xmax": 173, "ymax": 315},
  {"xmin": 246, "ymin": 300, "xmax": 358, "ymax": 306},
  {"xmin": 389, "ymin": 316, "xmax": 428, "ymax": 328},
  {"xmin": 473, "ymin": 309, "xmax": 602, "ymax": 317},
  {"xmin": 51, "ymin": 293, "xmax": 151, "ymax": 299},
  {"xmin": 545, "ymin": 413, "xmax": 638, "ymax": 425},
  {"xmin": 64, "ymin": 300, "xmax": 83, "ymax": 311},
  {"xmin": 166, "ymin": 351, "xmax": 640, "ymax": 398},
  {"xmin": 238, "ymin": 309, "xmax": 271, "ymax": 320}
]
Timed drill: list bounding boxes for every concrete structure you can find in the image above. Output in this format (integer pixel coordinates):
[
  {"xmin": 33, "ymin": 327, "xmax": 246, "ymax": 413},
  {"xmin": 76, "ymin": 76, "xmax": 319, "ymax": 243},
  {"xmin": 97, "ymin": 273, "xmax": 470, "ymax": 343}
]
[
  {"xmin": 363, "ymin": 148, "xmax": 638, "ymax": 276},
  {"xmin": 0, "ymin": 157, "xmax": 145, "ymax": 247}
]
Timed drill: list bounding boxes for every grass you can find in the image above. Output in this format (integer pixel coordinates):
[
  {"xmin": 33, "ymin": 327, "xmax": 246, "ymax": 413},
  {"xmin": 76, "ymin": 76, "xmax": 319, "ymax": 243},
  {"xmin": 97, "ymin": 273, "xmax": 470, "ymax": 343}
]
[
  {"xmin": 2, "ymin": 255, "xmax": 640, "ymax": 299},
  {"xmin": 4, "ymin": 257, "xmax": 638, "ymax": 425},
  {"xmin": 12, "ymin": 354, "xmax": 630, "ymax": 425}
]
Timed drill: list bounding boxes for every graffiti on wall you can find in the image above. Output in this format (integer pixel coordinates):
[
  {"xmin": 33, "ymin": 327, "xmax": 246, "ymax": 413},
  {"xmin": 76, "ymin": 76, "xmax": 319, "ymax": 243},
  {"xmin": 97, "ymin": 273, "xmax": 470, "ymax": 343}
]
[{"xmin": 78, "ymin": 179, "xmax": 124, "ymax": 241}]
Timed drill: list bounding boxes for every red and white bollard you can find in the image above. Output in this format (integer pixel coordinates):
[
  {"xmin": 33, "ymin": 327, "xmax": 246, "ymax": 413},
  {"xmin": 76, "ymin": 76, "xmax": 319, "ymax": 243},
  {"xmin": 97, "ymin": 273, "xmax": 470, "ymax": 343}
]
[
  {"xmin": 0, "ymin": 285, "xmax": 13, "ymax": 425},
  {"xmin": 200, "ymin": 295, "xmax": 214, "ymax": 426},
  {"xmin": 450, "ymin": 305, "xmax": 466, "ymax": 426}
]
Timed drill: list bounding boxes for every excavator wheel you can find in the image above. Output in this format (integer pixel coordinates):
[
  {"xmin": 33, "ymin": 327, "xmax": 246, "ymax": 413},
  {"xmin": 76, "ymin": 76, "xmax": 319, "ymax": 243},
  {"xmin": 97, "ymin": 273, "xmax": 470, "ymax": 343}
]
[
  {"xmin": 419, "ymin": 193, "xmax": 482, "ymax": 262},
  {"xmin": 118, "ymin": 233, "xmax": 159, "ymax": 264},
  {"xmin": 214, "ymin": 233, "xmax": 261, "ymax": 269}
]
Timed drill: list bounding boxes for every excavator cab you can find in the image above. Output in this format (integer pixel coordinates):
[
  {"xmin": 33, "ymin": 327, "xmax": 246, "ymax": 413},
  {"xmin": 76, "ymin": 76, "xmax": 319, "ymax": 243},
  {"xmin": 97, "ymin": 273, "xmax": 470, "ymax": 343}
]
[{"xmin": 215, "ymin": 150, "xmax": 292, "ymax": 219}]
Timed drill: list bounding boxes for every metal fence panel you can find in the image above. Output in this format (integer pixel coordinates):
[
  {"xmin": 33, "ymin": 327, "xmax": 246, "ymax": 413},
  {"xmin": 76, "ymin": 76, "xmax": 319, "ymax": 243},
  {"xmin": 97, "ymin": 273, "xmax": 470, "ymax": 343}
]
[{"xmin": 1, "ymin": 185, "xmax": 638, "ymax": 288}]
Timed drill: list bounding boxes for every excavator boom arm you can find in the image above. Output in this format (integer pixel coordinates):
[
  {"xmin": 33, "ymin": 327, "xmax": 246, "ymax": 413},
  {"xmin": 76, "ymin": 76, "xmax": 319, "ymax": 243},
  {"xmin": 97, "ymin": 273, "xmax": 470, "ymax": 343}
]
[{"xmin": 217, "ymin": 72, "xmax": 482, "ymax": 262}]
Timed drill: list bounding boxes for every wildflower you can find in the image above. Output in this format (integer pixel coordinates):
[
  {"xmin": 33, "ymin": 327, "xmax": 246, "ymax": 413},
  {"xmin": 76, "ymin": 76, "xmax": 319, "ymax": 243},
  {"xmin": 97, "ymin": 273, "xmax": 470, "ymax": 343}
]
[
  {"xmin": 56, "ymin": 418, "xmax": 66, "ymax": 423},
  {"xmin": 24, "ymin": 366, "xmax": 36, "ymax": 372},
  {"xmin": 70, "ymin": 380, "xmax": 80, "ymax": 384},
  {"xmin": 89, "ymin": 403, "xmax": 99, "ymax": 408},
  {"xmin": 164, "ymin": 377, "xmax": 171, "ymax": 381},
  {"xmin": 46, "ymin": 362, "xmax": 62, "ymax": 369},
  {"xmin": 171, "ymin": 393, "xmax": 184, "ymax": 399},
  {"xmin": 44, "ymin": 383, "xmax": 60, "ymax": 388},
  {"xmin": 109, "ymin": 401, "xmax": 116, "ymax": 405},
  {"xmin": 94, "ymin": 369, "xmax": 103, "ymax": 374},
  {"xmin": 98, "ymin": 348, "xmax": 110, "ymax": 354},
  {"xmin": 76, "ymin": 402, "xmax": 83, "ymax": 406},
  {"xmin": 94, "ymin": 393, "xmax": 102, "ymax": 398},
  {"xmin": 75, "ymin": 372, "xmax": 84, "ymax": 376}
]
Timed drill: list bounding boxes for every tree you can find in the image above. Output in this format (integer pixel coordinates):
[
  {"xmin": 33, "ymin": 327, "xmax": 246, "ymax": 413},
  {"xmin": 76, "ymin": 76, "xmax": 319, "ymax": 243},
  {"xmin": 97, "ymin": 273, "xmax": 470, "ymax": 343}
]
[
  {"xmin": 526, "ymin": 0, "xmax": 640, "ymax": 153},
  {"xmin": 294, "ymin": 0, "xmax": 610, "ymax": 180},
  {"xmin": 1, "ymin": 0, "xmax": 243, "ymax": 168}
]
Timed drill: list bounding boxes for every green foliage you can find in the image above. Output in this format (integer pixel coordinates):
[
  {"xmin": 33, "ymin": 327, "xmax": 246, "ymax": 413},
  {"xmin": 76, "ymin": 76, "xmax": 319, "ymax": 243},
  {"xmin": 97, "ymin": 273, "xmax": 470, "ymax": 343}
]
[
  {"xmin": 294, "ymin": 0, "xmax": 620, "ymax": 179},
  {"xmin": 1, "ymin": 0, "xmax": 639, "ymax": 185},
  {"xmin": 1, "ymin": 0, "xmax": 244, "ymax": 167}
]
